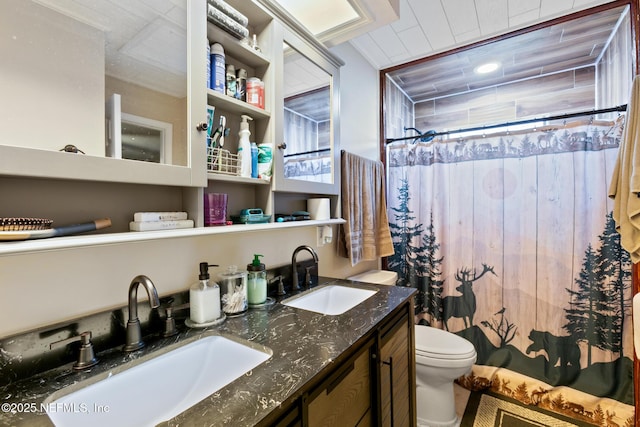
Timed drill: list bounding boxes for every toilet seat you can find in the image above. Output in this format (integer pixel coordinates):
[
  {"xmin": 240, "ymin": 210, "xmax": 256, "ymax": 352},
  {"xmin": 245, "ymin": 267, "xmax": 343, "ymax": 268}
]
[{"xmin": 415, "ymin": 325, "xmax": 476, "ymax": 360}]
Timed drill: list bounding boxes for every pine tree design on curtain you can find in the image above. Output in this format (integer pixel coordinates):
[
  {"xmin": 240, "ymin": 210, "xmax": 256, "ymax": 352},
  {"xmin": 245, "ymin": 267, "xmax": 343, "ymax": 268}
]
[
  {"xmin": 388, "ymin": 177, "xmax": 445, "ymax": 322},
  {"xmin": 564, "ymin": 213, "xmax": 631, "ymax": 381},
  {"xmin": 388, "ymin": 179, "xmax": 444, "ymax": 324},
  {"xmin": 388, "ymin": 177, "xmax": 423, "ymax": 291},
  {"xmin": 565, "ymin": 213, "xmax": 632, "ymax": 362}
]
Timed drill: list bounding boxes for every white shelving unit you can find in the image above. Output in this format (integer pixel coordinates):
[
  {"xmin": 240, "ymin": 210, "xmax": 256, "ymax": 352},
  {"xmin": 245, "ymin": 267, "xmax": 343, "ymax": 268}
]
[
  {"xmin": 0, "ymin": 0, "xmax": 344, "ymax": 256},
  {"xmin": 0, "ymin": 219, "xmax": 345, "ymax": 256}
]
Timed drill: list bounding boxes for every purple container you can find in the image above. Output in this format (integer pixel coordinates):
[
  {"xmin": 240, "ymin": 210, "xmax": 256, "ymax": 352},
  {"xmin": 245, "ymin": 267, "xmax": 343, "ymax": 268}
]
[{"xmin": 204, "ymin": 193, "xmax": 228, "ymax": 226}]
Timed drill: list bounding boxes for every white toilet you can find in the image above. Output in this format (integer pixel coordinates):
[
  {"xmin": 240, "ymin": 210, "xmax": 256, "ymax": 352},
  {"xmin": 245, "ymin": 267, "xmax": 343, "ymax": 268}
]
[
  {"xmin": 414, "ymin": 324, "xmax": 476, "ymax": 426},
  {"xmin": 348, "ymin": 270, "xmax": 477, "ymax": 427}
]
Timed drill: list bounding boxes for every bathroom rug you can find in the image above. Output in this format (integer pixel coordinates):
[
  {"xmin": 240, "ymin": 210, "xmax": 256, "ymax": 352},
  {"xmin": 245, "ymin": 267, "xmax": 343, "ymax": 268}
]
[{"xmin": 460, "ymin": 390, "xmax": 597, "ymax": 427}]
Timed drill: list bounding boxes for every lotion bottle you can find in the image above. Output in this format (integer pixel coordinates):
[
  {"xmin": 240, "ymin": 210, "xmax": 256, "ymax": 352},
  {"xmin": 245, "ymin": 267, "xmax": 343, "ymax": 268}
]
[
  {"xmin": 189, "ymin": 262, "xmax": 221, "ymax": 324},
  {"xmin": 238, "ymin": 115, "xmax": 253, "ymax": 177}
]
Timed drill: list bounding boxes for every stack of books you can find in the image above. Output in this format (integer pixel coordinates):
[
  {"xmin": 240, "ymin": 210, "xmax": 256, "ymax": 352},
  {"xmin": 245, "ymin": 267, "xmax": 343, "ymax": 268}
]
[{"xmin": 129, "ymin": 212, "xmax": 194, "ymax": 232}]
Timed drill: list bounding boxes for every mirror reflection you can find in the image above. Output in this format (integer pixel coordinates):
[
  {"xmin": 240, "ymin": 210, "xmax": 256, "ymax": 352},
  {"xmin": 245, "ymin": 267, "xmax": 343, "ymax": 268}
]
[
  {"xmin": 0, "ymin": 0, "xmax": 187, "ymax": 165},
  {"xmin": 121, "ymin": 114, "xmax": 172, "ymax": 163},
  {"xmin": 283, "ymin": 42, "xmax": 332, "ymax": 183}
]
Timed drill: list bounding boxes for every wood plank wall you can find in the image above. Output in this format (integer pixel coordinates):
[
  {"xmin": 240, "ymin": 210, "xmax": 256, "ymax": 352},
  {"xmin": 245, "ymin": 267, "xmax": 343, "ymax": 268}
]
[{"xmin": 414, "ymin": 68, "xmax": 596, "ymax": 134}]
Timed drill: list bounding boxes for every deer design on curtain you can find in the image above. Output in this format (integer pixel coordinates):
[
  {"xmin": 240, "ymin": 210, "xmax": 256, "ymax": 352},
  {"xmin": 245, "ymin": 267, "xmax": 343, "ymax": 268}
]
[
  {"xmin": 442, "ymin": 264, "xmax": 495, "ymax": 330},
  {"xmin": 386, "ymin": 119, "xmax": 635, "ymax": 425}
]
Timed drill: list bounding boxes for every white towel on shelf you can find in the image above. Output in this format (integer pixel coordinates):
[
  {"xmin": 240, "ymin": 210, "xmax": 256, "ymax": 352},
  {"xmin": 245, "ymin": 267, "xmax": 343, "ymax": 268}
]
[{"xmin": 609, "ymin": 75, "xmax": 640, "ymax": 262}]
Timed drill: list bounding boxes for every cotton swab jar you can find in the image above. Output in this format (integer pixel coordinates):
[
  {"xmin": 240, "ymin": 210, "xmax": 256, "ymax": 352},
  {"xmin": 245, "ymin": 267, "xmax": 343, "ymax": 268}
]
[{"xmin": 218, "ymin": 265, "xmax": 248, "ymax": 316}]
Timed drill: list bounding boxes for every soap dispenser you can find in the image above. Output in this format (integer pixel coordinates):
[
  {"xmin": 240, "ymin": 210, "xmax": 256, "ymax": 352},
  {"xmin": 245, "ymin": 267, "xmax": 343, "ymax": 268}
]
[
  {"xmin": 247, "ymin": 254, "xmax": 267, "ymax": 305},
  {"xmin": 238, "ymin": 115, "xmax": 253, "ymax": 177},
  {"xmin": 189, "ymin": 262, "xmax": 221, "ymax": 325}
]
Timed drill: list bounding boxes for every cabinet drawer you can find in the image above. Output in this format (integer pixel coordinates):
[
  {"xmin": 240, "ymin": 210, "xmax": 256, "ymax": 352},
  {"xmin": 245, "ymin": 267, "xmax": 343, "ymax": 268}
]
[{"xmin": 308, "ymin": 348, "xmax": 371, "ymax": 427}]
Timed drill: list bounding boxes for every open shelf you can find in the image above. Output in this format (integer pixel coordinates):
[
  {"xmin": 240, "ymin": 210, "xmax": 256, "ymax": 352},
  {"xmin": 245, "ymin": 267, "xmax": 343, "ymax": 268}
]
[
  {"xmin": 0, "ymin": 219, "xmax": 345, "ymax": 256},
  {"xmin": 207, "ymin": 173, "xmax": 271, "ymax": 184},
  {"xmin": 207, "ymin": 89, "xmax": 270, "ymax": 119}
]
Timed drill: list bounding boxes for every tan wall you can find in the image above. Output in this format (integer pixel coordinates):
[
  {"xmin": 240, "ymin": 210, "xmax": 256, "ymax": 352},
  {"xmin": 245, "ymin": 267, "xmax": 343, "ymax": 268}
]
[
  {"xmin": 0, "ymin": 226, "xmax": 343, "ymax": 337},
  {"xmin": 106, "ymin": 76, "xmax": 188, "ymax": 166}
]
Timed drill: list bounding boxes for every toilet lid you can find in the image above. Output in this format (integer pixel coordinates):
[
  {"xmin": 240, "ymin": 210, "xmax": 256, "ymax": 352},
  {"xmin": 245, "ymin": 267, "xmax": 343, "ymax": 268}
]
[{"xmin": 415, "ymin": 325, "xmax": 476, "ymax": 359}]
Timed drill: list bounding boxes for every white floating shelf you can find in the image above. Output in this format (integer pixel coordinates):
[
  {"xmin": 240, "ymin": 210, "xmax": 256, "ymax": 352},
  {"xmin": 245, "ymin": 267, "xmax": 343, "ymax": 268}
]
[{"xmin": 0, "ymin": 219, "xmax": 345, "ymax": 256}]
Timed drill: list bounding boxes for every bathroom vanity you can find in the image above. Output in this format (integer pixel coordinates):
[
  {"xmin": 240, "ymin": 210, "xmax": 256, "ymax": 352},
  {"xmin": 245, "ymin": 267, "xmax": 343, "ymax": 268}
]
[{"xmin": 0, "ymin": 280, "xmax": 416, "ymax": 426}]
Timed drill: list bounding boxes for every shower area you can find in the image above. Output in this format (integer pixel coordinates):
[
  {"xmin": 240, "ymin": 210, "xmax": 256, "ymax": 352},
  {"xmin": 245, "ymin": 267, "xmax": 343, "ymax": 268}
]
[{"xmin": 382, "ymin": 3, "xmax": 637, "ymax": 425}]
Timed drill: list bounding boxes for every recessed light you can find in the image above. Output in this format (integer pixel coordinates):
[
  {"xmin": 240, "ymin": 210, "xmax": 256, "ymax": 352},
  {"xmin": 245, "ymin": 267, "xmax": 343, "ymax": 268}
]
[{"xmin": 475, "ymin": 62, "xmax": 500, "ymax": 74}]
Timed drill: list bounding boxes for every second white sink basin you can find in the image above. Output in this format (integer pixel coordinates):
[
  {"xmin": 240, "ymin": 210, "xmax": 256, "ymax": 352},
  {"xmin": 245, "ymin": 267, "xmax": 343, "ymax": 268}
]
[
  {"xmin": 45, "ymin": 334, "xmax": 271, "ymax": 427},
  {"xmin": 282, "ymin": 284, "xmax": 377, "ymax": 315}
]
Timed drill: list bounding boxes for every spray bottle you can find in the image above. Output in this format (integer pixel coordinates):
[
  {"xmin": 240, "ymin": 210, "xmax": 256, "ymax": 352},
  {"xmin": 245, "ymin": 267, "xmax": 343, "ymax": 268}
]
[{"xmin": 238, "ymin": 115, "xmax": 253, "ymax": 177}]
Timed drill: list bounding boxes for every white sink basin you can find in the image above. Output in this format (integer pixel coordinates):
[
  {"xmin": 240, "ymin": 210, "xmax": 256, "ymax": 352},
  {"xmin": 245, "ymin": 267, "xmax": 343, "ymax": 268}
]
[
  {"xmin": 44, "ymin": 334, "xmax": 271, "ymax": 427},
  {"xmin": 282, "ymin": 284, "xmax": 377, "ymax": 315}
]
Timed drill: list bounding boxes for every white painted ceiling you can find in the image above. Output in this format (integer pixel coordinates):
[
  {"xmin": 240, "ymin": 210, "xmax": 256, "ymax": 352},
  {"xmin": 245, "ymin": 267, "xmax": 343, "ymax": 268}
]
[{"xmin": 336, "ymin": 0, "xmax": 618, "ymax": 70}]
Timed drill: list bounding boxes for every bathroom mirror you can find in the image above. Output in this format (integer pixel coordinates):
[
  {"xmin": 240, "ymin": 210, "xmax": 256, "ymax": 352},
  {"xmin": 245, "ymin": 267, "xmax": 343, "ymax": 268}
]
[
  {"xmin": 121, "ymin": 114, "xmax": 173, "ymax": 164},
  {"xmin": 0, "ymin": 0, "xmax": 206, "ymax": 186},
  {"xmin": 282, "ymin": 42, "xmax": 332, "ymax": 183},
  {"xmin": 274, "ymin": 28, "xmax": 342, "ymax": 195}
]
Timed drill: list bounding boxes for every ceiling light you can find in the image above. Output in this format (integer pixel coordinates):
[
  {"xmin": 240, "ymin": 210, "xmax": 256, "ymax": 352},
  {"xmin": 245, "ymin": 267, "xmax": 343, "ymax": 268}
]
[
  {"xmin": 475, "ymin": 62, "xmax": 500, "ymax": 74},
  {"xmin": 273, "ymin": 0, "xmax": 359, "ymax": 35}
]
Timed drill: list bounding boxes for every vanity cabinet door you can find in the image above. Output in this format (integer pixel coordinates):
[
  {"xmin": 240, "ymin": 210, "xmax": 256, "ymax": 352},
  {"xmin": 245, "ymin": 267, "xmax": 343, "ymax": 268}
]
[
  {"xmin": 379, "ymin": 310, "xmax": 415, "ymax": 427},
  {"xmin": 307, "ymin": 344, "xmax": 373, "ymax": 427}
]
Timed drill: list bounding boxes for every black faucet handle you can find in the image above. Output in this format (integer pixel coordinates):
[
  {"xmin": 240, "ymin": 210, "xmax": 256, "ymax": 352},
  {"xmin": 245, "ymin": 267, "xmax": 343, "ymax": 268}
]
[
  {"xmin": 270, "ymin": 275, "xmax": 286, "ymax": 296},
  {"xmin": 162, "ymin": 303, "xmax": 190, "ymax": 337},
  {"xmin": 49, "ymin": 331, "xmax": 99, "ymax": 371}
]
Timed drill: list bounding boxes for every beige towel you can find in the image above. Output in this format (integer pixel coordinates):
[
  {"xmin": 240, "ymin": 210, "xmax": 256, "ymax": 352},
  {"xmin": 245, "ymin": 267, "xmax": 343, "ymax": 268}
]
[
  {"xmin": 609, "ymin": 75, "xmax": 640, "ymax": 262},
  {"xmin": 338, "ymin": 151, "xmax": 394, "ymax": 266}
]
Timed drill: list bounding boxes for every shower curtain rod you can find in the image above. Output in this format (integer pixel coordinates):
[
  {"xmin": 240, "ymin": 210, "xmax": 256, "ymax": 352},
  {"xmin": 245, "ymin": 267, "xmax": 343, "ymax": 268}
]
[
  {"xmin": 385, "ymin": 104, "xmax": 627, "ymax": 144},
  {"xmin": 283, "ymin": 148, "xmax": 330, "ymax": 158}
]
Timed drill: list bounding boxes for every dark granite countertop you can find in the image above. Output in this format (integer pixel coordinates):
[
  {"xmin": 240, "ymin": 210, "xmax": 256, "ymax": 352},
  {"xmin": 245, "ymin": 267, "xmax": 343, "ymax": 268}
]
[{"xmin": 0, "ymin": 279, "xmax": 415, "ymax": 426}]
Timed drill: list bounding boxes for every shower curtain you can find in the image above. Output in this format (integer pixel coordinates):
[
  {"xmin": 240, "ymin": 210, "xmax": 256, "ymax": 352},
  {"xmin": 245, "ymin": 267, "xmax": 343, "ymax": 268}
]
[{"xmin": 386, "ymin": 118, "xmax": 635, "ymax": 425}]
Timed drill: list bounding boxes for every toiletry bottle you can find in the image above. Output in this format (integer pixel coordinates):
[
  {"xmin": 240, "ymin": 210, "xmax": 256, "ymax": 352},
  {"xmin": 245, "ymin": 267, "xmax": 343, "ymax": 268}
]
[
  {"xmin": 189, "ymin": 262, "xmax": 221, "ymax": 324},
  {"xmin": 247, "ymin": 254, "xmax": 267, "ymax": 305},
  {"xmin": 210, "ymin": 43, "xmax": 225, "ymax": 94},
  {"xmin": 247, "ymin": 77, "xmax": 261, "ymax": 108},
  {"xmin": 250, "ymin": 142, "xmax": 259, "ymax": 178},
  {"xmin": 257, "ymin": 142, "xmax": 273, "ymax": 180},
  {"xmin": 236, "ymin": 68, "xmax": 247, "ymax": 101},
  {"xmin": 238, "ymin": 115, "xmax": 253, "ymax": 177},
  {"xmin": 219, "ymin": 265, "xmax": 248, "ymax": 316},
  {"xmin": 206, "ymin": 41, "xmax": 212, "ymax": 90},
  {"xmin": 225, "ymin": 64, "xmax": 236, "ymax": 97}
]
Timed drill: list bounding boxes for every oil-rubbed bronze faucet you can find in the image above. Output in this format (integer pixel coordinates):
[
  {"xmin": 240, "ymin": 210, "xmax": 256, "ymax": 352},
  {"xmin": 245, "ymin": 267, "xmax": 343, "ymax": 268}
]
[
  {"xmin": 124, "ymin": 275, "xmax": 160, "ymax": 352},
  {"xmin": 50, "ymin": 331, "xmax": 98, "ymax": 370},
  {"xmin": 291, "ymin": 245, "xmax": 318, "ymax": 291}
]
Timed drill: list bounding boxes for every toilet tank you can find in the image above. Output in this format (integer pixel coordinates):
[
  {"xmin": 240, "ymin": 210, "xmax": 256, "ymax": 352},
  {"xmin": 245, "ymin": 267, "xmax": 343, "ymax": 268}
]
[{"xmin": 347, "ymin": 270, "xmax": 398, "ymax": 286}]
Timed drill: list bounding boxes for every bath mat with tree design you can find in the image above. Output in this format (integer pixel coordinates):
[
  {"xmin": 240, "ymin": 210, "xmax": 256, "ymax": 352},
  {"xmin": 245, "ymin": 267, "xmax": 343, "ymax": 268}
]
[
  {"xmin": 461, "ymin": 390, "xmax": 599, "ymax": 427},
  {"xmin": 458, "ymin": 365, "xmax": 633, "ymax": 426}
]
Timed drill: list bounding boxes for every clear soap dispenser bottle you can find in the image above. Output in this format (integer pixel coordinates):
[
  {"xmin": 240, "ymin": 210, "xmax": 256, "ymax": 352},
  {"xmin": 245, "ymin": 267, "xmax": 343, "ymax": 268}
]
[
  {"xmin": 247, "ymin": 254, "xmax": 267, "ymax": 305},
  {"xmin": 189, "ymin": 262, "xmax": 221, "ymax": 325}
]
